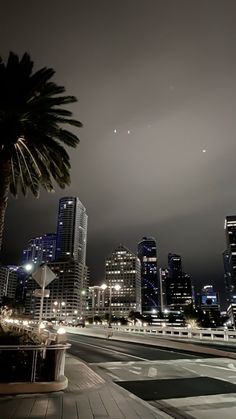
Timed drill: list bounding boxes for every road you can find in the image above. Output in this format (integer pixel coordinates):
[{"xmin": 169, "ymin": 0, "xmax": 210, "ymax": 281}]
[
  {"xmin": 67, "ymin": 333, "xmax": 236, "ymax": 418},
  {"xmin": 67, "ymin": 333, "xmax": 198, "ymax": 363}
]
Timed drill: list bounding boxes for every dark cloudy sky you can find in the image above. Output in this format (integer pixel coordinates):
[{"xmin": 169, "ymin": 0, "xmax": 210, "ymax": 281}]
[{"xmin": 1, "ymin": 0, "xmax": 236, "ymax": 293}]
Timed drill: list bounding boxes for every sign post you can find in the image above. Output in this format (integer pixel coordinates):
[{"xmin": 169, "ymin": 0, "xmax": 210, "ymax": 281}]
[{"xmin": 32, "ymin": 264, "xmax": 56, "ymax": 331}]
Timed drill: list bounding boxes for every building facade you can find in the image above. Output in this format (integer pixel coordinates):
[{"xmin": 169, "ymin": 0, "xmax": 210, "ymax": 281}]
[
  {"xmin": 224, "ymin": 216, "xmax": 236, "ymax": 304},
  {"xmin": 105, "ymin": 244, "xmax": 141, "ymax": 316},
  {"xmin": 26, "ymin": 196, "xmax": 88, "ymax": 321},
  {"xmin": 55, "ymin": 197, "xmax": 87, "ymax": 264},
  {"xmin": 159, "ymin": 268, "xmax": 168, "ymax": 312},
  {"xmin": 22, "ymin": 234, "xmax": 56, "ymax": 266},
  {"xmin": 25, "ymin": 261, "xmax": 88, "ymax": 321},
  {"xmin": 138, "ymin": 237, "xmax": 158, "ymax": 313},
  {"xmin": 0, "ymin": 266, "xmax": 17, "ymax": 300},
  {"xmin": 227, "ymin": 304, "xmax": 236, "ymax": 327},
  {"xmin": 87, "ymin": 285, "xmax": 108, "ymax": 317},
  {"xmin": 195, "ymin": 284, "xmax": 220, "ymax": 321},
  {"xmin": 165, "ymin": 253, "xmax": 192, "ymax": 309}
]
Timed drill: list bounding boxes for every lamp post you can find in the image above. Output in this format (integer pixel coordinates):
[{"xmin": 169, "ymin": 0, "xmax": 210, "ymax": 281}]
[
  {"xmin": 101, "ymin": 283, "xmax": 121, "ymax": 326},
  {"xmin": 4, "ymin": 263, "xmax": 33, "ymax": 297}
]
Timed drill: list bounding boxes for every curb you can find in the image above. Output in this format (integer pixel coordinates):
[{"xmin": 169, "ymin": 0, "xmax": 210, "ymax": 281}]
[{"xmin": 0, "ymin": 375, "xmax": 68, "ymax": 394}]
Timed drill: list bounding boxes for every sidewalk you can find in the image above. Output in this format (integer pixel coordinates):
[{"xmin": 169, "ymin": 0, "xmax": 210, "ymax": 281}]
[{"xmin": 0, "ymin": 355, "xmax": 170, "ymax": 419}]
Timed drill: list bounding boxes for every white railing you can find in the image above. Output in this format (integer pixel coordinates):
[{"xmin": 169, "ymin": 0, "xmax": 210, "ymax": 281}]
[{"xmin": 111, "ymin": 325, "xmax": 236, "ymax": 342}]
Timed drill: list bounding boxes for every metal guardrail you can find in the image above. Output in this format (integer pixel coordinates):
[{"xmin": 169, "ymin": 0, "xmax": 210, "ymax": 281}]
[
  {"xmin": 111, "ymin": 325, "xmax": 236, "ymax": 342},
  {"xmin": 0, "ymin": 343, "xmax": 70, "ymax": 383}
]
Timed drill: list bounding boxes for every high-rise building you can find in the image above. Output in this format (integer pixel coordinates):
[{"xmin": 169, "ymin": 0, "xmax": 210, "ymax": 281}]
[
  {"xmin": 105, "ymin": 244, "xmax": 141, "ymax": 316},
  {"xmin": 222, "ymin": 250, "xmax": 235, "ymax": 306},
  {"xmin": 22, "ymin": 234, "xmax": 56, "ymax": 266},
  {"xmin": 198, "ymin": 285, "xmax": 221, "ymax": 327},
  {"xmin": 159, "ymin": 268, "xmax": 167, "ymax": 312},
  {"xmin": 224, "ymin": 216, "xmax": 236, "ymax": 302},
  {"xmin": 0, "ymin": 266, "xmax": 17, "ymax": 300},
  {"xmin": 165, "ymin": 253, "xmax": 192, "ymax": 309},
  {"xmin": 196, "ymin": 285, "xmax": 220, "ymax": 308},
  {"xmin": 138, "ymin": 237, "xmax": 158, "ymax": 313},
  {"xmin": 26, "ymin": 196, "xmax": 89, "ymax": 321},
  {"xmin": 55, "ymin": 197, "xmax": 87, "ymax": 264},
  {"xmin": 25, "ymin": 261, "xmax": 88, "ymax": 321},
  {"xmin": 168, "ymin": 253, "xmax": 182, "ymax": 279},
  {"xmin": 87, "ymin": 286, "xmax": 108, "ymax": 317}
]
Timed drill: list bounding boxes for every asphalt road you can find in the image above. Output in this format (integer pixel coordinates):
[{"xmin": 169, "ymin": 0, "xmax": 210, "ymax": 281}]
[
  {"xmin": 67, "ymin": 333, "xmax": 236, "ymax": 411},
  {"xmin": 67, "ymin": 333, "xmax": 199, "ymax": 363}
]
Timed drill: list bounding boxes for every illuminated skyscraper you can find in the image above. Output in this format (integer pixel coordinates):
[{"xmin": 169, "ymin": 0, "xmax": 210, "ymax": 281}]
[
  {"xmin": 224, "ymin": 216, "xmax": 236, "ymax": 301},
  {"xmin": 22, "ymin": 234, "xmax": 56, "ymax": 266},
  {"xmin": 168, "ymin": 253, "xmax": 182, "ymax": 279},
  {"xmin": 165, "ymin": 253, "xmax": 192, "ymax": 309},
  {"xmin": 105, "ymin": 244, "xmax": 141, "ymax": 316},
  {"xmin": 138, "ymin": 237, "xmax": 158, "ymax": 313},
  {"xmin": 55, "ymin": 197, "xmax": 87, "ymax": 264},
  {"xmin": 25, "ymin": 196, "xmax": 88, "ymax": 321},
  {"xmin": 0, "ymin": 266, "xmax": 17, "ymax": 300}
]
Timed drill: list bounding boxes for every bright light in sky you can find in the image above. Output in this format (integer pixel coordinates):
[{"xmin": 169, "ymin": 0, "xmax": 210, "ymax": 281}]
[
  {"xmin": 127, "ymin": 130, "xmax": 130, "ymax": 134},
  {"xmin": 202, "ymin": 149, "xmax": 207, "ymax": 153},
  {"xmin": 113, "ymin": 129, "xmax": 117, "ymax": 134}
]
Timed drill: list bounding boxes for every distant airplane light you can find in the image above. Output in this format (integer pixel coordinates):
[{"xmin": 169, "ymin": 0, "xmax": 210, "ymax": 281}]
[
  {"xmin": 202, "ymin": 149, "xmax": 207, "ymax": 153},
  {"xmin": 127, "ymin": 130, "xmax": 130, "ymax": 134},
  {"xmin": 113, "ymin": 129, "xmax": 117, "ymax": 134}
]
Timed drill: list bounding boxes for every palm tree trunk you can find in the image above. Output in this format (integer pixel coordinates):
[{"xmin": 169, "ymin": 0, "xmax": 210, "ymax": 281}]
[{"xmin": 0, "ymin": 159, "xmax": 11, "ymax": 255}]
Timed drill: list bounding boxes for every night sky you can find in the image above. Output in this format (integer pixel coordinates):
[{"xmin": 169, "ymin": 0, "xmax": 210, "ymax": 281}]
[{"xmin": 1, "ymin": 0, "xmax": 236, "ymax": 293}]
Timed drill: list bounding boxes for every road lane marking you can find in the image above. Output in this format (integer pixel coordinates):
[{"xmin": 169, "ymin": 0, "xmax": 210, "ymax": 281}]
[
  {"xmin": 148, "ymin": 367, "xmax": 158, "ymax": 377},
  {"xmin": 68, "ymin": 338, "xmax": 148, "ymax": 361},
  {"xmin": 182, "ymin": 366, "xmax": 200, "ymax": 375},
  {"xmin": 199, "ymin": 363, "xmax": 235, "ymax": 371},
  {"xmin": 107, "ymin": 372, "xmax": 122, "ymax": 381},
  {"xmin": 129, "ymin": 370, "xmax": 141, "ymax": 375},
  {"xmin": 228, "ymin": 363, "xmax": 236, "ymax": 369}
]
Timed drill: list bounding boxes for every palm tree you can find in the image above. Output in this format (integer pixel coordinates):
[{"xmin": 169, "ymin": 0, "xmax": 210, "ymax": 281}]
[{"xmin": 0, "ymin": 52, "xmax": 82, "ymax": 252}]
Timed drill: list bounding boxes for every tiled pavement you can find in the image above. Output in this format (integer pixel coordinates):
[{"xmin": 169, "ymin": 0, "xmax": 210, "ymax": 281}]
[{"xmin": 0, "ymin": 355, "xmax": 170, "ymax": 419}]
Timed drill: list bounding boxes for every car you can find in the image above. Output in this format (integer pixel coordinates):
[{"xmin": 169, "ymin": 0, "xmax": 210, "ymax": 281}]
[{"xmin": 76, "ymin": 320, "xmax": 85, "ymax": 328}]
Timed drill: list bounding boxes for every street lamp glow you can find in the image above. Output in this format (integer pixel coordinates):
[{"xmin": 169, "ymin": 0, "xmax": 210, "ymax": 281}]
[
  {"xmin": 24, "ymin": 263, "xmax": 33, "ymax": 272},
  {"xmin": 114, "ymin": 284, "xmax": 121, "ymax": 291},
  {"xmin": 101, "ymin": 283, "xmax": 107, "ymax": 290},
  {"xmin": 54, "ymin": 301, "xmax": 58, "ymax": 306},
  {"xmin": 61, "ymin": 302, "xmax": 66, "ymax": 306},
  {"xmin": 81, "ymin": 290, "xmax": 86, "ymax": 295},
  {"xmin": 57, "ymin": 327, "xmax": 66, "ymax": 335}
]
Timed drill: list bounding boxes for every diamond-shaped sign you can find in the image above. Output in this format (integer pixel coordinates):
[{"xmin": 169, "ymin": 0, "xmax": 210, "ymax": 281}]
[{"xmin": 32, "ymin": 264, "xmax": 56, "ymax": 288}]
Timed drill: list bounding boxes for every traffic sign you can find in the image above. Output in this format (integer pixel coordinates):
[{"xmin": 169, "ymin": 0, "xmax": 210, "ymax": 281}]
[
  {"xmin": 32, "ymin": 264, "xmax": 56, "ymax": 288},
  {"xmin": 33, "ymin": 289, "xmax": 50, "ymax": 298}
]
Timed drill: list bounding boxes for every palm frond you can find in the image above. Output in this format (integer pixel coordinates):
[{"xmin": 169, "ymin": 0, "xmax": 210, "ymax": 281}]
[{"xmin": 0, "ymin": 51, "xmax": 82, "ymax": 199}]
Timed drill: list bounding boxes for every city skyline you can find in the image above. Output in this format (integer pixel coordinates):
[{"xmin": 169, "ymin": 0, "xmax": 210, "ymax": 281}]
[
  {"xmin": 3, "ymin": 192, "xmax": 236, "ymax": 297},
  {"xmin": 14, "ymin": 194, "xmax": 229, "ymax": 298},
  {"xmin": 1, "ymin": 0, "xmax": 236, "ymax": 291}
]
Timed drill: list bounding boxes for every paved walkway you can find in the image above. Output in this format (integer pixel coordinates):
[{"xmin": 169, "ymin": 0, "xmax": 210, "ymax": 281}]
[{"xmin": 0, "ymin": 355, "xmax": 170, "ymax": 419}]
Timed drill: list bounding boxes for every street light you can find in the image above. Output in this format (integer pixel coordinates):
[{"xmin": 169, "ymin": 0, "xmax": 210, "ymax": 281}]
[
  {"xmin": 101, "ymin": 283, "xmax": 121, "ymax": 326},
  {"xmin": 53, "ymin": 301, "xmax": 66, "ymax": 323}
]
